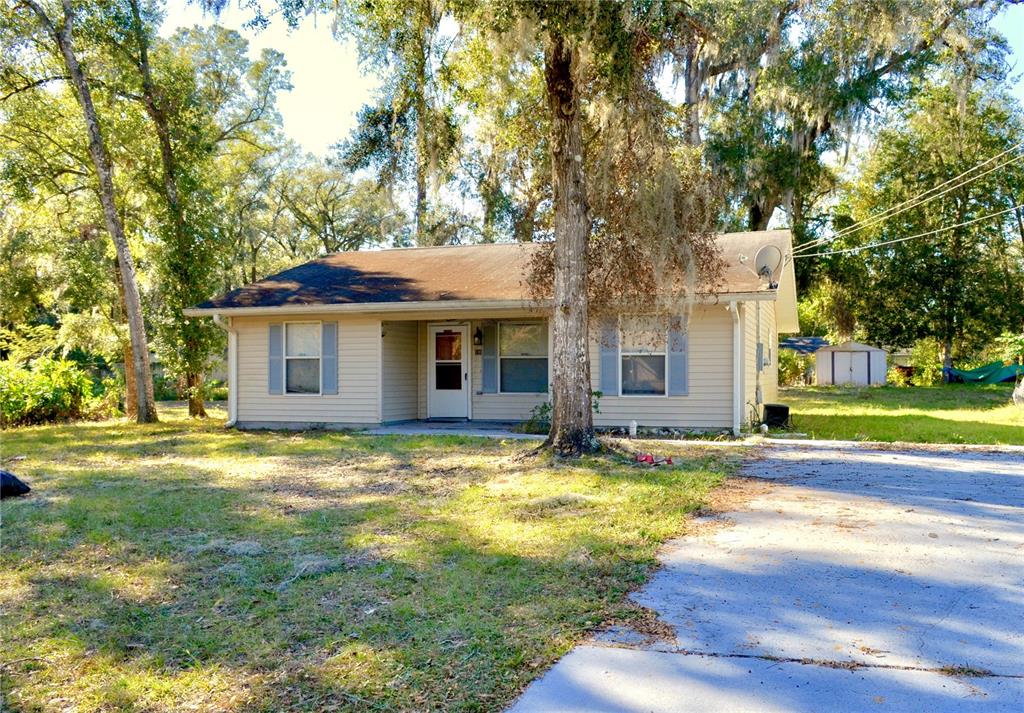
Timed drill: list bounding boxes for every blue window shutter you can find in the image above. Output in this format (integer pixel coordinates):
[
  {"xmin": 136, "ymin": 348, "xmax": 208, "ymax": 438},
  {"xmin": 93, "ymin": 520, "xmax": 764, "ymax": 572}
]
[
  {"xmin": 321, "ymin": 322, "xmax": 338, "ymax": 395},
  {"xmin": 268, "ymin": 323, "xmax": 284, "ymax": 395},
  {"xmin": 599, "ymin": 316, "xmax": 620, "ymax": 396},
  {"xmin": 668, "ymin": 316, "xmax": 689, "ymax": 396},
  {"xmin": 481, "ymin": 323, "xmax": 497, "ymax": 393}
]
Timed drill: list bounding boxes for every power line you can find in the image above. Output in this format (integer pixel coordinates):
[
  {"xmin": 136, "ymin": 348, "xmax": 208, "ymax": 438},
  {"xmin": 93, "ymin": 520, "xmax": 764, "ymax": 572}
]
[
  {"xmin": 793, "ymin": 143, "xmax": 1024, "ymax": 256},
  {"xmin": 795, "ymin": 143, "xmax": 1024, "ymax": 254},
  {"xmin": 793, "ymin": 202, "xmax": 1024, "ymax": 258}
]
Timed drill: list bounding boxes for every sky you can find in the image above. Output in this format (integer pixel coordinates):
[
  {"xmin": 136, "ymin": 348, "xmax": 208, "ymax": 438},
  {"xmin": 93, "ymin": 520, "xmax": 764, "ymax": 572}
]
[
  {"xmin": 161, "ymin": 3, "xmax": 379, "ymax": 157},
  {"xmin": 162, "ymin": 3, "xmax": 1024, "ymax": 159},
  {"xmin": 993, "ymin": 4, "xmax": 1024, "ymax": 103}
]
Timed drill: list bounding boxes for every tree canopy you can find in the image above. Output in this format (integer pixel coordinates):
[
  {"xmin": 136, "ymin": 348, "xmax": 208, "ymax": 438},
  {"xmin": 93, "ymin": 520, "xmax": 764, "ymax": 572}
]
[{"xmin": 1, "ymin": 0, "xmax": 1020, "ymax": 427}]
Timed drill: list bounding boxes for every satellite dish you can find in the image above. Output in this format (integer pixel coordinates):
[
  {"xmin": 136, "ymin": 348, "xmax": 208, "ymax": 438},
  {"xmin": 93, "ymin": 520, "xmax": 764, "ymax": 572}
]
[{"xmin": 754, "ymin": 245, "xmax": 783, "ymax": 289}]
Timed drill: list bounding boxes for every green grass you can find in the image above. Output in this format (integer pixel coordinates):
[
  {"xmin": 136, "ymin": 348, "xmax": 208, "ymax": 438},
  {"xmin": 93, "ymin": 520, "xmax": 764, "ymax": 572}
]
[
  {"xmin": 0, "ymin": 405, "xmax": 733, "ymax": 712},
  {"xmin": 781, "ymin": 383, "xmax": 1024, "ymax": 445}
]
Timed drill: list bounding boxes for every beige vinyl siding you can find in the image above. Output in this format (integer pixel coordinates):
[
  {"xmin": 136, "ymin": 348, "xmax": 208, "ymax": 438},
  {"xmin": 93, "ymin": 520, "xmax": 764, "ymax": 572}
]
[
  {"xmin": 417, "ymin": 321, "xmax": 428, "ymax": 419},
  {"xmin": 763, "ymin": 303, "xmax": 778, "ymax": 404},
  {"xmin": 381, "ymin": 321, "xmax": 418, "ymax": 422},
  {"xmin": 744, "ymin": 302, "xmax": 757, "ymax": 418},
  {"xmin": 593, "ymin": 305, "xmax": 734, "ymax": 429},
  {"xmin": 230, "ymin": 305, "xmax": 744, "ymax": 429},
  {"xmin": 234, "ymin": 314, "xmax": 380, "ymax": 426},
  {"xmin": 742, "ymin": 301, "xmax": 778, "ymax": 419}
]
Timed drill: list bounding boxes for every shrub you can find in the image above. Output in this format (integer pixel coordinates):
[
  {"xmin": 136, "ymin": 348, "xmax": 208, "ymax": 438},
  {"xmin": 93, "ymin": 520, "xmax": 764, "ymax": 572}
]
[
  {"xmin": 519, "ymin": 400, "xmax": 552, "ymax": 434},
  {"xmin": 887, "ymin": 365, "xmax": 911, "ymax": 387},
  {"xmin": 516, "ymin": 390, "xmax": 602, "ymax": 435},
  {"xmin": 85, "ymin": 376, "xmax": 124, "ymax": 420},
  {"xmin": 153, "ymin": 373, "xmax": 180, "ymax": 401},
  {"xmin": 910, "ymin": 338, "xmax": 943, "ymax": 386},
  {"xmin": 204, "ymin": 380, "xmax": 229, "ymax": 402},
  {"xmin": 779, "ymin": 350, "xmax": 811, "ymax": 386},
  {"xmin": 0, "ymin": 357, "xmax": 97, "ymax": 427}
]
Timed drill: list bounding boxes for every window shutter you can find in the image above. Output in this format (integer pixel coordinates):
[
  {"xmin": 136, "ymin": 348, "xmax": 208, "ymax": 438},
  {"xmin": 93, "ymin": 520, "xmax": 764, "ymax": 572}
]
[
  {"xmin": 321, "ymin": 322, "xmax": 338, "ymax": 395},
  {"xmin": 481, "ymin": 323, "xmax": 497, "ymax": 393},
  {"xmin": 668, "ymin": 316, "xmax": 689, "ymax": 396},
  {"xmin": 268, "ymin": 323, "xmax": 283, "ymax": 395},
  {"xmin": 599, "ymin": 316, "xmax": 619, "ymax": 396}
]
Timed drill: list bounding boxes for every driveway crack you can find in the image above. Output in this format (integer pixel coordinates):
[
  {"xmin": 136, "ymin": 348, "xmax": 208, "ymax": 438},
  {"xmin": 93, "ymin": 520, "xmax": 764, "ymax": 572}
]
[{"xmin": 589, "ymin": 643, "xmax": 1024, "ymax": 680}]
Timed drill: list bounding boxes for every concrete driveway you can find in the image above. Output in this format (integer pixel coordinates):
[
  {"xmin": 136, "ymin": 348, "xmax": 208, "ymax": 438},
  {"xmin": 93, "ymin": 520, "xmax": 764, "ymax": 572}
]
[{"xmin": 510, "ymin": 443, "xmax": 1024, "ymax": 712}]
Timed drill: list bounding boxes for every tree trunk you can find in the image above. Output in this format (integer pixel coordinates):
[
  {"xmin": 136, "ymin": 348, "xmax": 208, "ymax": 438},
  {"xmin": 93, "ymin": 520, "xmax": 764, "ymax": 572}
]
[
  {"xmin": 29, "ymin": 0, "xmax": 157, "ymax": 423},
  {"xmin": 1011, "ymin": 199, "xmax": 1024, "ymax": 251},
  {"xmin": 186, "ymin": 372, "xmax": 207, "ymax": 418},
  {"xmin": 414, "ymin": 12, "xmax": 430, "ymax": 246},
  {"xmin": 130, "ymin": 0, "xmax": 210, "ymax": 419},
  {"xmin": 543, "ymin": 34, "xmax": 597, "ymax": 456},
  {"xmin": 748, "ymin": 199, "xmax": 776, "ymax": 231},
  {"xmin": 415, "ymin": 111, "xmax": 429, "ymax": 245},
  {"xmin": 682, "ymin": 42, "xmax": 702, "ymax": 146},
  {"xmin": 113, "ymin": 260, "xmax": 138, "ymax": 419},
  {"xmin": 123, "ymin": 342, "xmax": 138, "ymax": 419}
]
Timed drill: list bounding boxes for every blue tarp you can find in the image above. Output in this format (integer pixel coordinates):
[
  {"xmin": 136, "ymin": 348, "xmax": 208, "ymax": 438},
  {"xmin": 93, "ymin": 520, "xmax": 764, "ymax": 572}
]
[{"xmin": 779, "ymin": 337, "xmax": 830, "ymax": 355}]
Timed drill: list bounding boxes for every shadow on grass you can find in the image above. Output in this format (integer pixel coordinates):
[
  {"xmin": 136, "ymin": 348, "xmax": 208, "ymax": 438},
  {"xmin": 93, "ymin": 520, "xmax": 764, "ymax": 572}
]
[{"xmin": 1, "ymin": 426, "xmax": 720, "ymax": 711}]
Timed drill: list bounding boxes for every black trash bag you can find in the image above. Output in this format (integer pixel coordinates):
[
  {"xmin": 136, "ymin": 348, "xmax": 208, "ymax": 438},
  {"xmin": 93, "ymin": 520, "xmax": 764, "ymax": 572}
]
[{"xmin": 1, "ymin": 469, "xmax": 31, "ymax": 498}]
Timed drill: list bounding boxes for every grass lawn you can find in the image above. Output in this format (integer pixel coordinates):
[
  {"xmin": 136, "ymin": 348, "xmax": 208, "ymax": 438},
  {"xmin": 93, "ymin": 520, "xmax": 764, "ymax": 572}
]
[
  {"xmin": 0, "ymin": 405, "xmax": 733, "ymax": 712},
  {"xmin": 781, "ymin": 383, "xmax": 1024, "ymax": 445}
]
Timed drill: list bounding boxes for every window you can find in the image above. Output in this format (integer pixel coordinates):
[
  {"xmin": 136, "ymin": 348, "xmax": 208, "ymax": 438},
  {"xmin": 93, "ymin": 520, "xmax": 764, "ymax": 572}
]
[
  {"xmin": 285, "ymin": 322, "xmax": 321, "ymax": 394},
  {"xmin": 621, "ymin": 317, "xmax": 666, "ymax": 396},
  {"xmin": 434, "ymin": 329, "xmax": 463, "ymax": 390},
  {"xmin": 499, "ymin": 322, "xmax": 548, "ymax": 393}
]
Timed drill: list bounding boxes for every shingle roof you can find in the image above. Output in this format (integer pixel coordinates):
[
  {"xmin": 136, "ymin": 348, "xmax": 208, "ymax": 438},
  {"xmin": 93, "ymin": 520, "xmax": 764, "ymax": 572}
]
[{"xmin": 190, "ymin": 230, "xmax": 793, "ymax": 312}]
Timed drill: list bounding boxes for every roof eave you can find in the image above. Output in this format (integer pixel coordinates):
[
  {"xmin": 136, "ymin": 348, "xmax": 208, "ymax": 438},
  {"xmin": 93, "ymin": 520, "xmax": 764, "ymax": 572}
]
[{"xmin": 183, "ymin": 290, "xmax": 781, "ymax": 318}]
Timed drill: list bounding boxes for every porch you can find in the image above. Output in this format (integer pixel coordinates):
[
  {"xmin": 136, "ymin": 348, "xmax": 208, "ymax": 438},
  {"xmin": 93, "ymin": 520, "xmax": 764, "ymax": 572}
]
[{"xmin": 380, "ymin": 316, "xmax": 551, "ymax": 424}]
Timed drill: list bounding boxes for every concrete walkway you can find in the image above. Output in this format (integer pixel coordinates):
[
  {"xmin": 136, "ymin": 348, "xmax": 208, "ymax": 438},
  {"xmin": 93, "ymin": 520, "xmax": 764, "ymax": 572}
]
[
  {"xmin": 510, "ymin": 444, "xmax": 1024, "ymax": 712},
  {"xmin": 365, "ymin": 421, "xmax": 544, "ymax": 440}
]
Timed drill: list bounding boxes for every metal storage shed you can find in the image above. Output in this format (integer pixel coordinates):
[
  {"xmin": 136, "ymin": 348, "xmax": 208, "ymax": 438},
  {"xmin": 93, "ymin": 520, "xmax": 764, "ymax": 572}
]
[{"xmin": 815, "ymin": 341, "xmax": 887, "ymax": 386}]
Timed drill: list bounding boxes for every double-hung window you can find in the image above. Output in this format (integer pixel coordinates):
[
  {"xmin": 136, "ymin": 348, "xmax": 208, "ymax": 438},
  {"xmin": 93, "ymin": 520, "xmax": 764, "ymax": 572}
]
[
  {"xmin": 285, "ymin": 322, "xmax": 321, "ymax": 394},
  {"xmin": 499, "ymin": 322, "xmax": 548, "ymax": 393},
  {"xmin": 621, "ymin": 317, "xmax": 666, "ymax": 396}
]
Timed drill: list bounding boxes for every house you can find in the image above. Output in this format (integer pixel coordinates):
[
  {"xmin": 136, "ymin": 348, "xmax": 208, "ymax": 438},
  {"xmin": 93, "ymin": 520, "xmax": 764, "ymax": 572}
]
[
  {"xmin": 184, "ymin": 230, "xmax": 799, "ymax": 435},
  {"xmin": 814, "ymin": 341, "xmax": 888, "ymax": 386}
]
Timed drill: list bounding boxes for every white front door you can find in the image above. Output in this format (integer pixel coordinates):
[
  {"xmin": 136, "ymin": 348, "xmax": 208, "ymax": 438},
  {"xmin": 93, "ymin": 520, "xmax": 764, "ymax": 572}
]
[{"xmin": 427, "ymin": 325, "xmax": 469, "ymax": 419}]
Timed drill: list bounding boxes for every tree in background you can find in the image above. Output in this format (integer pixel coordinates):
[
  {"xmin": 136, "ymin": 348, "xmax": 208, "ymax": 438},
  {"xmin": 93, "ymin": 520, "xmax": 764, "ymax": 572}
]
[
  {"xmin": 6, "ymin": 0, "xmax": 158, "ymax": 422},
  {"xmin": 336, "ymin": 0, "xmax": 459, "ymax": 246},
  {"xmin": 112, "ymin": 11, "xmax": 289, "ymax": 417},
  {"xmin": 833, "ymin": 83, "xmax": 1024, "ymax": 368},
  {"xmin": 275, "ymin": 158, "xmax": 407, "ymax": 253},
  {"xmin": 1, "ymin": 1, "xmax": 346, "ymax": 419},
  {"xmin": 690, "ymin": 0, "xmax": 1001, "ymax": 287},
  {"xmin": 450, "ymin": 26, "xmax": 551, "ymax": 243}
]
